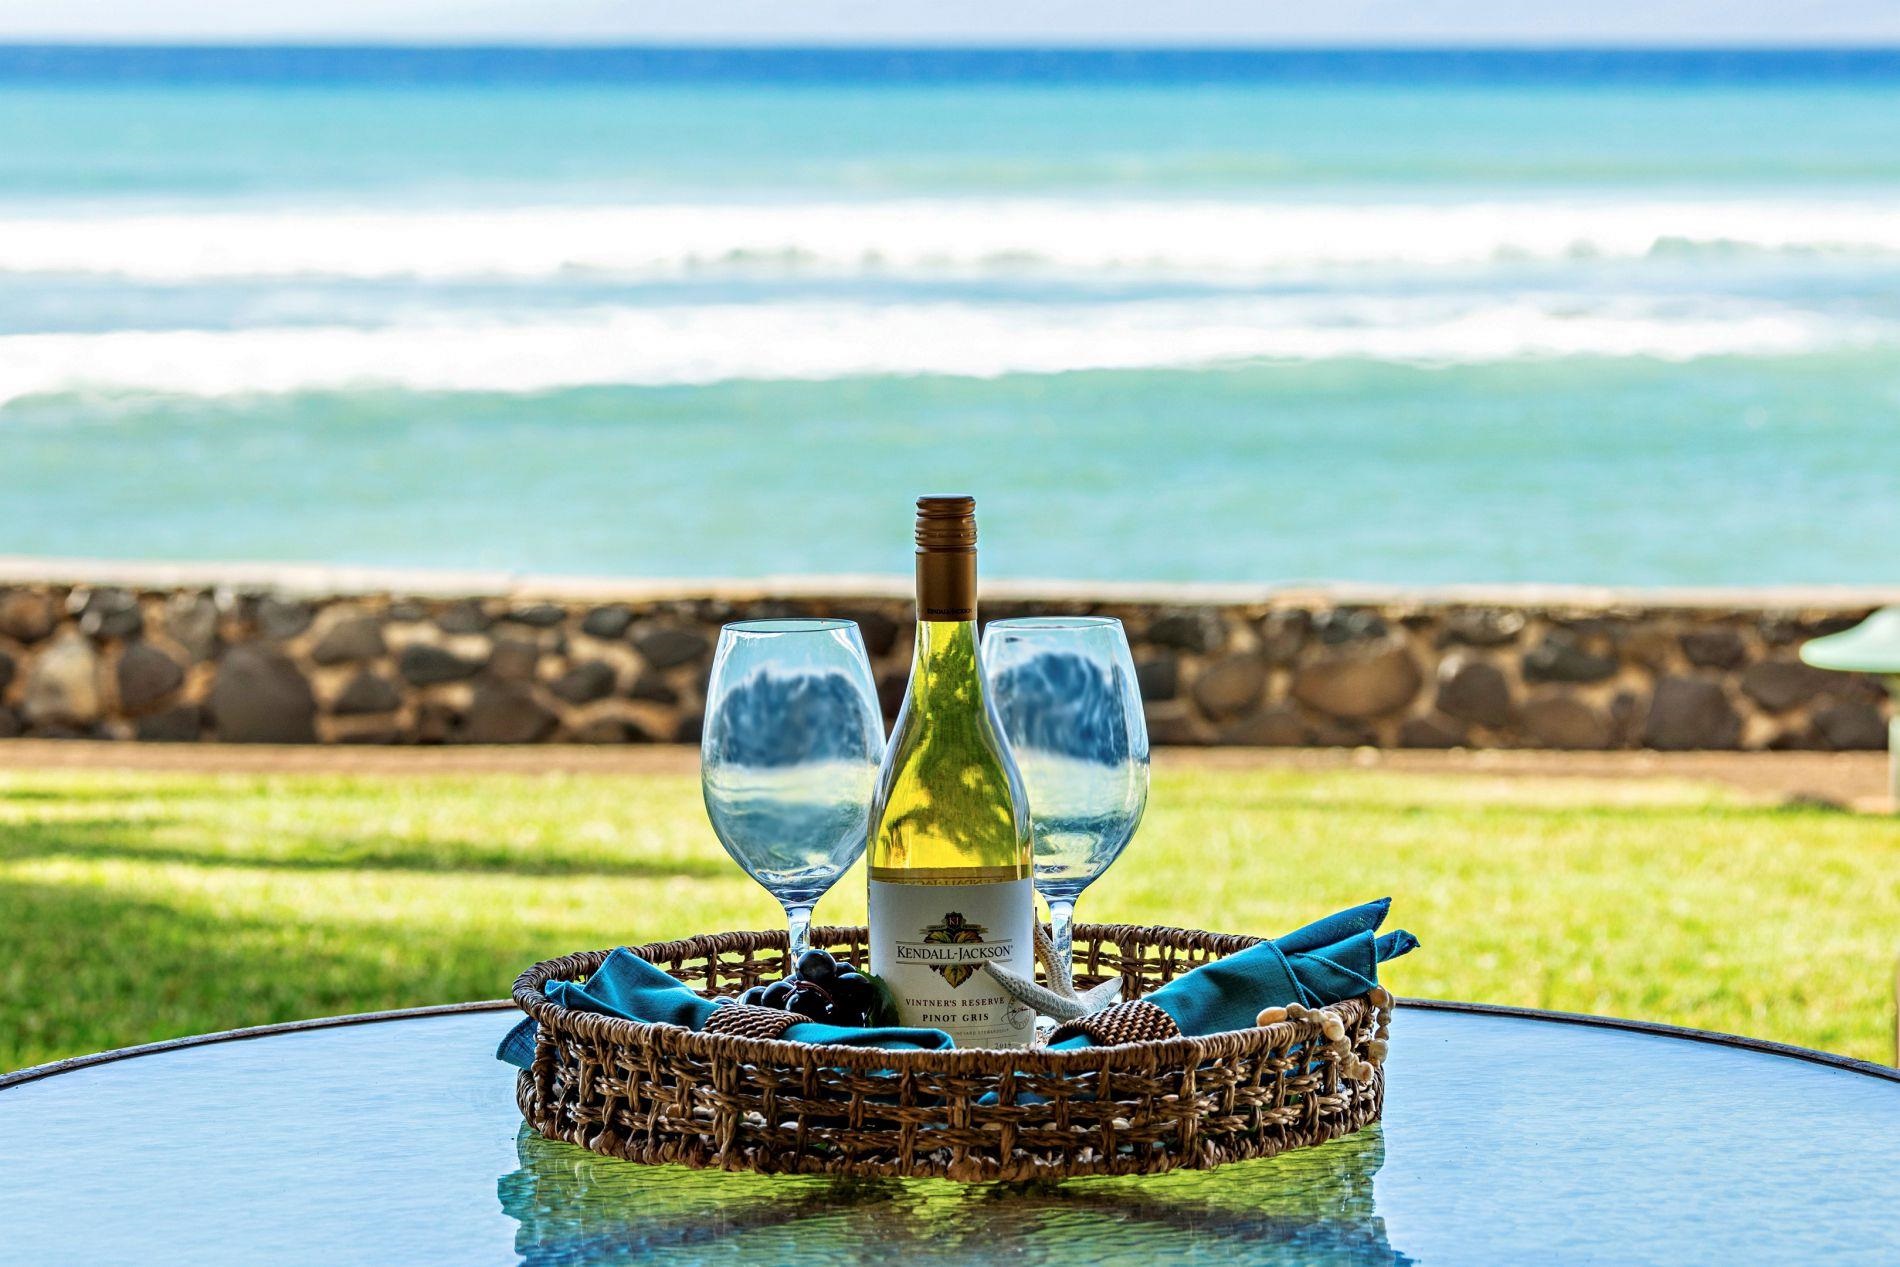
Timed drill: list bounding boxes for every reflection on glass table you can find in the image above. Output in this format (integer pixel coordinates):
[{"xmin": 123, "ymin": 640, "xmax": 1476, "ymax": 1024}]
[
  {"xmin": 2, "ymin": 1004, "xmax": 1898, "ymax": 1265},
  {"xmin": 503, "ymin": 1120, "xmax": 1395, "ymax": 1266}
]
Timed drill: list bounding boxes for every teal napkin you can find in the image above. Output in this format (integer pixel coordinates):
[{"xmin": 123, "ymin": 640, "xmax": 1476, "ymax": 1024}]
[
  {"xmin": 497, "ymin": 947, "xmax": 955, "ymax": 1068},
  {"xmin": 1052, "ymin": 898, "xmax": 1417, "ymax": 1049}
]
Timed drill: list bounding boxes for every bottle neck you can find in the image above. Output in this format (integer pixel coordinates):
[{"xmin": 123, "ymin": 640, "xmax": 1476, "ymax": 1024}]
[
  {"xmin": 909, "ymin": 616, "xmax": 982, "ymax": 704},
  {"xmin": 912, "ymin": 539, "xmax": 979, "ymax": 702},
  {"xmin": 915, "ymin": 547, "xmax": 976, "ymax": 623}
]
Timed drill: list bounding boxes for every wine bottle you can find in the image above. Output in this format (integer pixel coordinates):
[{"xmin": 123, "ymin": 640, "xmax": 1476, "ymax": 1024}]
[{"xmin": 868, "ymin": 495, "xmax": 1036, "ymax": 1048}]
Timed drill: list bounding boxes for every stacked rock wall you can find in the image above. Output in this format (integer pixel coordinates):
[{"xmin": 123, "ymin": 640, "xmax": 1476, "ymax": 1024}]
[{"xmin": 0, "ymin": 574, "xmax": 1891, "ymax": 749}]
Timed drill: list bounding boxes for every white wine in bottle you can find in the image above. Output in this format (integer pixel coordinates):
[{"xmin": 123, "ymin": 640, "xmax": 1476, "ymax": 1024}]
[{"xmin": 868, "ymin": 495, "xmax": 1036, "ymax": 1048}]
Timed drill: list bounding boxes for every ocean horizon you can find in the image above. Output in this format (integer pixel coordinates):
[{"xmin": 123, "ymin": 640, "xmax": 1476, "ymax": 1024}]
[
  {"xmin": 5, "ymin": 44, "xmax": 1900, "ymax": 82},
  {"xmin": 1, "ymin": 44, "xmax": 1896, "ymax": 586}
]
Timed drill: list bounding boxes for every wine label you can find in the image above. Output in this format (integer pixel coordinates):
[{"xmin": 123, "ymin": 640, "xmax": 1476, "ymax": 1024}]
[{"xmin": 869, "ymin": 875, "xmax": 1036, "ymax": 1049}]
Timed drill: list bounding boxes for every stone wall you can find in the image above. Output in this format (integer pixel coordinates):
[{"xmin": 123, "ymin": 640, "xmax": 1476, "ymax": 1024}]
[{"xmin": 0, "ymin": 566, "xmax": 1892, "ymax": 750}]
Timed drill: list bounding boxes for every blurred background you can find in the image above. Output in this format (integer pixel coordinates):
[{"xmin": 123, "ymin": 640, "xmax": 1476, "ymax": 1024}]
[
  {"xmin": 5, "ymin": 0, "xmax": 1900, "ymax": 1083},
  {"xmin": 3, "ymin": 3, "xmax": 1899, "ymax": 586}
]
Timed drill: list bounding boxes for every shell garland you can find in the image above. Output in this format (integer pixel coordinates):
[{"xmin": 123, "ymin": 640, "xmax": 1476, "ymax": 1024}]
[{"xmin": 1257, "ymin": 985, "xmax": 1394, "ymax": 1082}]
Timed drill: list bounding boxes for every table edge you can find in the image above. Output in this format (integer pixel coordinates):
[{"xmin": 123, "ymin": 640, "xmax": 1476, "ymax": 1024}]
[
  {"xmin": 4, "ymin": 996, "xmax": 1896, "ymax": 1091},
  {"xmin": 1406, "ymin": 998, "xmax": 1900, "ymax": 1084},
  {"xmin": 0, "ymin": 999, "xmax": 515, "ymax": 1090}
]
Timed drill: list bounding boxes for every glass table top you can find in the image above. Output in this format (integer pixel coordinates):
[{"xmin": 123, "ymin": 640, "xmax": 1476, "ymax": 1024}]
[{"xmin": 2, "ymin": 1004, "xmax": 1896, "ymax": 1266}]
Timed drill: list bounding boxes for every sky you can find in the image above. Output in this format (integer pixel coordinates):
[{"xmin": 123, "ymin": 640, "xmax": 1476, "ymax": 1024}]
[{"xmin": 1, "ymin": 0, "xmax": 1898, "ymax": 45}]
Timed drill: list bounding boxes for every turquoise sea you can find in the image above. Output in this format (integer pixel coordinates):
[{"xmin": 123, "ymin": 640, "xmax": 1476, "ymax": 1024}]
[{"xmin": 2, "ymin": 47, "xmax": 1898, "ymax": 586}]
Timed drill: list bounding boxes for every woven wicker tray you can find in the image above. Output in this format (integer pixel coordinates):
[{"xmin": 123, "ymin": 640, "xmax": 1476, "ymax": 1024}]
[{"xmin": 512, "ymin": 924, "xmax": 1390, "ymax": 1182}]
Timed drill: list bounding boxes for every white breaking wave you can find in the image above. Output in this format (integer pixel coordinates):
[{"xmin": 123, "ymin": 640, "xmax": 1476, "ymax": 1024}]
[
  {"xmin": 5, "ymin": 198, "xmax": 1900, "ymax": 281},
  {"xmin": 0, "ymin": 294, "xmax": 1882, "ymax": 402}
]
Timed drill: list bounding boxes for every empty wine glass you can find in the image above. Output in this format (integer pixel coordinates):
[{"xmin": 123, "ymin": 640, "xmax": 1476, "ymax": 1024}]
[
  {"xmin": 701, "ymin": 620, "xmax": 885, "ymax": 960},
  {"xmin": 981, "ymin": 617, "xmax": 1149, "ymax": 991}
]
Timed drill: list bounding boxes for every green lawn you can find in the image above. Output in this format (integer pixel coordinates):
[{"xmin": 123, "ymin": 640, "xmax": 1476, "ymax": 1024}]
[{"xmin": 3, "ymin": 763, "xmax": 1897, "ymax": 1072}]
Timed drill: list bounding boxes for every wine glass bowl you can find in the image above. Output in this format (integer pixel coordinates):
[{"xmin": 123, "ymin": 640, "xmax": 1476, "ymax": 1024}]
[
  {"xmin": 981, "ymin": 616, "xmax": 1150, "ymax": 987},
  {"xmin": 701, "ymin": 619, "xmax": 885, "ymax": 959}
]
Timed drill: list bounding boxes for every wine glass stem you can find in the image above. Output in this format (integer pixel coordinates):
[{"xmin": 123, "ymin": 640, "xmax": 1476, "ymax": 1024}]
[
  {"xmin": 1047, "ymin": 897, "xmax": 1077, "ymax": 997},
  {"xmin": 784, "ymin": 903, "xmax": 814, "ymax": 962}
]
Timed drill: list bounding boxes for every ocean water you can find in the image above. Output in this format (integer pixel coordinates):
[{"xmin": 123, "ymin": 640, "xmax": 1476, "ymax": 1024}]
[{"xmin": 2, "ymin": 46, "xmax": 1898, "ymax": 586}]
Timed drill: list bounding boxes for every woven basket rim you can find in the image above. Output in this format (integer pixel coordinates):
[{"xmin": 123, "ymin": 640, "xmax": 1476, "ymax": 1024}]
[{"xmin": 511, "ymin": 922, "xmax": 1365, "ymax": 1072}]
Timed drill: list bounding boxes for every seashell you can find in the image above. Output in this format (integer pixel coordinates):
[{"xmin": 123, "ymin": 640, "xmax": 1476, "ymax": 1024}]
[{"xmin": 1255, "ymin": 1005, "xmax": 1289, "ymax": 1026}]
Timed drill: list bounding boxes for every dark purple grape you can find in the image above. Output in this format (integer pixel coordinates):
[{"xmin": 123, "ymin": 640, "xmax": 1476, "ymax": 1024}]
[
  {"xmin": 826, "ymin": 999, "xmax": 867, "ymax": 1026},
  {"xmin": 785, "ymin": 985, "xmax": 833, "ymax": 1023},
  {"xmin": 760, "ymin": 979, "xmax": 794, "ymax": 1009},
  {"xmin": 794, "ymin": 949, "xmax": 837, "ymax": 982},
  {"xmin": 830, "ymin": 972, "xmax": 874, "ymax": 1012},
  {"xmin": 738, "ymin": 986, "xmax": 767, "ymax": 1007}
]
